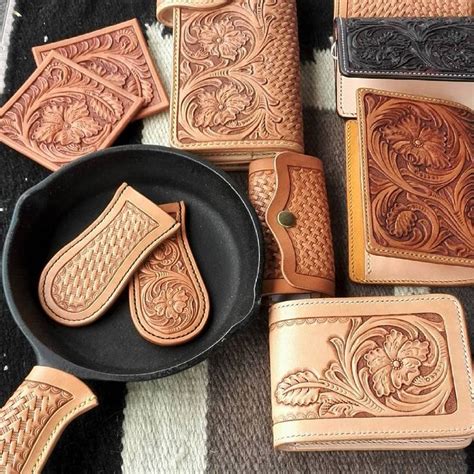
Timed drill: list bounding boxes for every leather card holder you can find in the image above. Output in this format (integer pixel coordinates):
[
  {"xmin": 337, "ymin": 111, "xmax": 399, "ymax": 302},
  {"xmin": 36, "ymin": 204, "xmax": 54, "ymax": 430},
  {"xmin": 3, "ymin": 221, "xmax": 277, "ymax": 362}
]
[
  {"xmin": 269, "ymin": 295, "xmax": 474, "ymax": 451},
  {"xmin": 157, "ymin": 0, "xmax": 304, "ymax": 168},
  {"xmin": 346, "ymin": 89, "xmax": 474, "ymax": 285},
  {"xmin": 248, "ymin": 152, "xmax": 335, "ymax": 297},
  {"xmin": 129, "ymin": 201, "xmax": 210, "ymax": 346},
  {"xmin": 39, "ymin": 183, "xmax": 179, "ymax": 326}
]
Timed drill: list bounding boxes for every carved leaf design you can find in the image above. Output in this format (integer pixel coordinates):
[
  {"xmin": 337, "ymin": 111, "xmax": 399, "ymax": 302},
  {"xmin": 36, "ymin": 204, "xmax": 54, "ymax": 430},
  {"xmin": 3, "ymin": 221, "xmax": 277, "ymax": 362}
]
[
  {"xmin": 275, "ymin": 370, "xmax": 320, "ymax": 406},
  {"xmin": 87, "ymin": 91, "xmax": 124, "ymax": 124}
]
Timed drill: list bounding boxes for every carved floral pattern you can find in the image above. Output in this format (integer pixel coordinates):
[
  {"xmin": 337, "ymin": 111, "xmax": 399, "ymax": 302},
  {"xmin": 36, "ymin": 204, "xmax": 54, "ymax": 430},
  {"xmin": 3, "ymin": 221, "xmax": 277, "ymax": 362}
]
[
  {"xmin": 363, "ymin": 92, "xmax": 474, "ymax": 263},
  {"xmin": 275, "ymin": 314, "xmax": 456, "ymax": 419}
]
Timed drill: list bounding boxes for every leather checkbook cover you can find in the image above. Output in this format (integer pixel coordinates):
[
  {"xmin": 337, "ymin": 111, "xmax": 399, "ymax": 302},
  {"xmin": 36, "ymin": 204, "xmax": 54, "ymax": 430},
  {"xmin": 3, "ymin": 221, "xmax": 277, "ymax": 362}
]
[
  {"xmin": 269, "ymin": 295, "xmax": 474, "ymax": 451},
  {"xmin": 347, "ymin": 89, "xmax": 474, "ymax": 286},
  {"xmin": 129, "ymin": 201, "xmax": 209, "ymax": 346},
  {"xmin": 39, "ymin": 183, "xmax": 179, "ymax": 326},
  {"xmin": 156, "ymin": 0, "xmax": 304, "ymax": 169},
  {"xmin": 248, "ymin": 152, "xmax": 335, "ymax": 297},
  {"xmin": 334, "ymin": 17, "xmax": 474, "ymax": 117}
]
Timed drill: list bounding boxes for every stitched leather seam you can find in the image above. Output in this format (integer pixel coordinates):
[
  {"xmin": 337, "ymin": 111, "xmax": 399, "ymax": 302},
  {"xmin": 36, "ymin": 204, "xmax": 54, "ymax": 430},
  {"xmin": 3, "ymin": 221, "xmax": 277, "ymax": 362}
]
[
  {"xmin": 279, "ymin": 437, "xmax": 471, "ymax": 446},
  {"xmin": 131, "ymin": 203, "xmax": 208, "ymax": 340},
  {"xmin": 339, "ymin": 20, "xmax": 470, "ymax": 78}
]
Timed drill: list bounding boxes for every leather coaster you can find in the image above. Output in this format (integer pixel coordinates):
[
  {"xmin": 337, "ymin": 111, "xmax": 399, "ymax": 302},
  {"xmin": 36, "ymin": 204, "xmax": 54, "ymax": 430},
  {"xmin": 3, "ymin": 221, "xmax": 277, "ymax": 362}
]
[
  {"xmin": 39, "ymin": 183, "xmax": 180, "ymax": 326},
  {"xmin": 32, "ymin": 19, "xmax": 169, "ymax": 120},
  {"xmin": 0, "ymin": 52, "xmax": 143, "ymax": 171},
  {"xmin": 129, "ymin": 201, "xmax": 210, "ymax": 346}
]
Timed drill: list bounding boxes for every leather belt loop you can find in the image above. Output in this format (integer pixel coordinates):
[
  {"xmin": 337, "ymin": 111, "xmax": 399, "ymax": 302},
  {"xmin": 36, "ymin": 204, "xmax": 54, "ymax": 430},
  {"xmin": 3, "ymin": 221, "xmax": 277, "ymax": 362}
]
[{"xmin": 156, "ymin": 0, "xmax": 230, "ymax": 27}]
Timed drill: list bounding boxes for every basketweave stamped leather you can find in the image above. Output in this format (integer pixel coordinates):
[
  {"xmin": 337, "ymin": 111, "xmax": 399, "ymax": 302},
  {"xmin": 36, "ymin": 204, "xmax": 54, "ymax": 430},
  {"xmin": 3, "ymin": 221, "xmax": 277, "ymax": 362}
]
[
  {"xmin": 334, "ymin": 0, "xmax": 472, "ymax": 18},
  {"xmin": 248, "ymin": 152, "xmax": 335, "ymax": 297},
  {"xmin": 346, "ymin": 89, "xmax": 474, "ymax": 285},
  {"xmin": 162, "ymin": 0, "xmax": 304, "ymax": 168},
  {"xmin": 129, "ymin": 201, "xmax": 210, "ymax": 346},
  {"xmin": 39, "ymin": 183, "xmax": 180, "ymax": 326},
  {"xmin": 269, "ymin": 295, "xmax": 474, "ymax": 451},
  {"xmin": 32, "ymin": 19, "xmax": 169, "ymax": 120},
  {"xmin": 0, "ymin": 52, "xmax": 143, "ymax": 171}
]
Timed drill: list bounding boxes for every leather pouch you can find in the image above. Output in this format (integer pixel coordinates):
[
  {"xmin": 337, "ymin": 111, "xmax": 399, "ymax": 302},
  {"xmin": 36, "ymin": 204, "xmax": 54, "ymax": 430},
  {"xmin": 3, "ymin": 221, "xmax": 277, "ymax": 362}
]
[
  {"xmin": 39, "ymin": 183, "xmax": 179, "ymax": 326},
  {"xmin": 248, "ymin": 152, "xmax": 335, "ymax": 297},
  {"xmin": 129, "ymin": 201, "xmax": 210, "ymax": 346},
  {"xmin": 269, "ymin": 294, "xmax": 474, "ymax": 451},
  {"xmin": 347, "ymin": 89, "xmax": 474, "ymax": 286},
  {"xmin": 156, "ymin": 0, "xmax": 304, "ymax": 169},
  {"xmin": 334, "ymin": 17, "xmax": 474, "ymax": 117}
]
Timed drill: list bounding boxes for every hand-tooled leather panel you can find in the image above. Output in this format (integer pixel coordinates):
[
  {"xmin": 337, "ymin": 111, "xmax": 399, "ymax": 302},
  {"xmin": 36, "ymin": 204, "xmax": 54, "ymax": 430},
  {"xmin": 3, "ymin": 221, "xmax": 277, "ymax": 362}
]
[
  {"xmin": 362, "ymin": 92, "xmax": 474, "ymax": 265},
  {"xmin": 0, "ymin": 381, "xmax": 72, "ymax": 472},
  {"xmin": 342, "ymin": 0, "xmax": 471, "ymax": 17},
  {"xmin": 272, "ymin": 313, "xmax": 456, "ymax": 420},
  {"xmin": 287, "ymin": 166, "xmax": 335, "ymax": 280},
  {"xmin": 174, "ymin": 0, "xmax": 303, "ymax": 149},
  {"xmin": 51, "ymin": 202, "xmax": 158, "ymax": 311},
  {"xmin": 248, "ymin": 169, "xmax": 283, "ymax": 280},
  {"xmin": 337, "ymin": 17, "xmax": 474, "ymax": 80}
]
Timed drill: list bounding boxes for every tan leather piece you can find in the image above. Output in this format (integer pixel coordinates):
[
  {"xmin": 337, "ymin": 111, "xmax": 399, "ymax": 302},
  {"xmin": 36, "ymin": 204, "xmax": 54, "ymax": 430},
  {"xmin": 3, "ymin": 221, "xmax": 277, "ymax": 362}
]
[
  {"xmin": 346, "ymin": 91, "xmax": 474, "ymax": 286},
  {"xmin": 31, "ymin": 19, "xmax": 169, "ymax": 120},
  {"xmin": 334, "ymin": 0, "xmax": 472, "ymax": 17},
  {"xmin": 169, "ymin": 0, "xmax": 304, "ymax": 168},
  {"xmin": 156, "ymin": 0, "xmax": 229, "ymax": 27},
  {"xmin": 0, "ymin": 52, "xmax": 143, "ymax": 171},
  {"xmin": 39, "ymin": 183, "xmax": 179, "ymax": 326},
  {"xmin": 269, "ymin": 295, "xmax": 474, "ymax": 451},
  {"xmin": 129, "ymin": 201, "xmax": 210, "ymax": 346},
  {"xmin": 0, "ymin": 366, "xmax": 97, "ymax": 473},
  {"xmin": 335, "ymin": 68, "xmax": 474, "ymax": 118},
  {"xmin": 248, "ymin": 152, "xmax": 335, "ymax": 296}
]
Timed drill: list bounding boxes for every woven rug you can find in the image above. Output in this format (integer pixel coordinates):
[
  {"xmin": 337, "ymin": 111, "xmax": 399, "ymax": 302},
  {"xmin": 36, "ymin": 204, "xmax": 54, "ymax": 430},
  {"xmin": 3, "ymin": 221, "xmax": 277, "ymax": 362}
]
[{"xmin": 0, "ymin": 1, "xmax": 472, "ymax": 472}]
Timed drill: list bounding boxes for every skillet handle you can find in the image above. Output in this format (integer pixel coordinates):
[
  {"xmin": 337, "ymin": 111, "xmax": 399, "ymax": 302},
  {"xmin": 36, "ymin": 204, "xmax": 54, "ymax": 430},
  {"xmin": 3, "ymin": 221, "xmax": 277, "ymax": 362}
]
[{"xmin": 0, "ymin": 366, "xmax": 98, "ymax": 473}]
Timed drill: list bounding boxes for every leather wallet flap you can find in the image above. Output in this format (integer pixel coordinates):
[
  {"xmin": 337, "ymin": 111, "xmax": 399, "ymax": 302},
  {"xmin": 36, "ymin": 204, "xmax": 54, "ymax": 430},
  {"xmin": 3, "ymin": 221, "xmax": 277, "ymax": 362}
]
[
  {"xmin": 266, "ymin": 152, "xmax": 335, "ymax": 295},
  {"xmin": 357, "ymin": 89, "xmax": 474, "ymax": 268},
  {"xmin": 336, "ymin": 17, "xmax": 474, "ymax": 81},
  {"xmin": 270, "ymin": 295, "xmax": 474, "ymax": 449},
  {"xmin": 156, "ymin": 0, "xmax": 229, "ymax": 27}
]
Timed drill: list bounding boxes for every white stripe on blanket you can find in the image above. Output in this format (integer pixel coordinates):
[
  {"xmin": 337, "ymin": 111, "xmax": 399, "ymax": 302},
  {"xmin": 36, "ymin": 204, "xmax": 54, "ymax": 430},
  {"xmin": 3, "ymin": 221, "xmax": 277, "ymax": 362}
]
[{"xmin": 0, "ymin": 0, "xmax": 16, "ymax": 94}]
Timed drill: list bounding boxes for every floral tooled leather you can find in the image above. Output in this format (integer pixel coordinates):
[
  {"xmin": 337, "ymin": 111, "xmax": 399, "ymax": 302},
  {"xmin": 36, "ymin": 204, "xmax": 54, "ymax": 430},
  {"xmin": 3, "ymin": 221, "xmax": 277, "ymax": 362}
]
[
  {"xmin": 0, "ymin": 53, "xmax": 142, "ymax": 171},
  {"xmin": 336, "ymin": 17, "xmax": 474, "ymax": 80},
  {"xmin": 171, "ymin": 0, "xmax": 304, "ymax": 163},
  {"xmin": 359, "ymin": 90, "xmax": 473, "ymax": 266},
  {"xmin": 129, "ymin": 202, "xmax": 210, "ymax": 346},
  {"xmin": 32, "ymin": 19, "xmax": 169, "ymax": 120}
]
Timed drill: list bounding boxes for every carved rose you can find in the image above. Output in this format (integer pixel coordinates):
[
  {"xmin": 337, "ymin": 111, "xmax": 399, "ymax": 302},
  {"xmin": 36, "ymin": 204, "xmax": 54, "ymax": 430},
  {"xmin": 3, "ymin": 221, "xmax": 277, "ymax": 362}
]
[
  {"xmin": 382, "ymin": 114, "xmax": 450, "ymax": 169},
  {"xmin": 365, "ymin": 329, "xmax": 430, "ymax": 398},
  {"xmin": 153, "ymin": 287, "xmax": 189, "ymax": 321},
  {"xmin": 386, "ymin": 204, "xmax": 417, "ymax": 238},
  {"xmin": 196, "ymin": 18, "xmax": 250, "ymax": 60},
  {"xmin": 32, "ymin": 101, "xmax": 101, "ymax": 146},
  {"xmin": 193, "ymin": 84, "xmax": 252, "ymax": 128}
]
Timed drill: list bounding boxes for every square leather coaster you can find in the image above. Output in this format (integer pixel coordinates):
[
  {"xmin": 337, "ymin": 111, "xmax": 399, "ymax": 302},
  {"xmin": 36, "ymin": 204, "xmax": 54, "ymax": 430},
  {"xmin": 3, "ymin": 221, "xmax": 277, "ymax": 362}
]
[
  {"xmin": 32, "ymin": 19, "xmax": 168, "ymax": 120},
  {"xmin": 0, "ymin": 52, "xmax": 143, "ymax": 171}
]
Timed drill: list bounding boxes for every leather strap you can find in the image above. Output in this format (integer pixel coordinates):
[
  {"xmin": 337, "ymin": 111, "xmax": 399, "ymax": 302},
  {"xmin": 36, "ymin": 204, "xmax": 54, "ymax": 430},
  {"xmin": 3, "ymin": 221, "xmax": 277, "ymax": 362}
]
[{"xmin": 156, "ymin": 0, "xmax": 229, "ymax": 27}]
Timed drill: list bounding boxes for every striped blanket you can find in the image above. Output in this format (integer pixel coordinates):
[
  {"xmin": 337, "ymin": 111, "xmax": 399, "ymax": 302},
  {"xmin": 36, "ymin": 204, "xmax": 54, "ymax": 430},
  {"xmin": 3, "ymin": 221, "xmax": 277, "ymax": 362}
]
[{"xmin": 0, "ymin": 0, "xmax": 472, "ymax": 472}]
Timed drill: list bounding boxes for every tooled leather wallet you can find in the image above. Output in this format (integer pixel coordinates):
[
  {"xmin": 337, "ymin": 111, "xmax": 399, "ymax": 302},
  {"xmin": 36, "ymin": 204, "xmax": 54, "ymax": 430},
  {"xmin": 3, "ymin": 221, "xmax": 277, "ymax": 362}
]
[
  {"xmin": 334, "ymin": 17, "xmax": 474, "ymax": 117},
  {"xmin": 248, "ymin": 152, "xmax": 335, "ymax": 297},
  {"xmin": 156, "ymin": 0, "xmax": 304, "ymax": 169},
  {"xmin": 346, "ymin": 89, "xmax": 474, "ymax": 286},
  {"xmin": 269, "ymin": 294, "xmax": 474, "ymax": 451}
]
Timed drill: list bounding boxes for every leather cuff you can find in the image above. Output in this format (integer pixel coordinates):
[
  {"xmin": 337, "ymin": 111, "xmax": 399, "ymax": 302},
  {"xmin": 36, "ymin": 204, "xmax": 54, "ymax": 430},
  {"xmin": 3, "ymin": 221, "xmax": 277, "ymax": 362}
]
[{"xmin": 248, "ymin": 152, "xmax": 335, "ymax": 297}]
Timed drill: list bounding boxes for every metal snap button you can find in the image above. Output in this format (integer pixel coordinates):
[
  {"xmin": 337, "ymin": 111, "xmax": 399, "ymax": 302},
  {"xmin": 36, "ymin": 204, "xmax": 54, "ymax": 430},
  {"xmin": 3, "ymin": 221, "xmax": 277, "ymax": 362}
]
[{"xmin": 277, "ymin": 210, "xmax": 296, "ymax": 228}]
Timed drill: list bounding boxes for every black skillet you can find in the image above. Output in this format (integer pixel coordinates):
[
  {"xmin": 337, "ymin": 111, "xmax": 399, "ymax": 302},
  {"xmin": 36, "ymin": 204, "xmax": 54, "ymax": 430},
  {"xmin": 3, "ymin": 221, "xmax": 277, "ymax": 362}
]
[{"xmin": 1, "ymin": 145, "xmax": 263, "ymax": 470}]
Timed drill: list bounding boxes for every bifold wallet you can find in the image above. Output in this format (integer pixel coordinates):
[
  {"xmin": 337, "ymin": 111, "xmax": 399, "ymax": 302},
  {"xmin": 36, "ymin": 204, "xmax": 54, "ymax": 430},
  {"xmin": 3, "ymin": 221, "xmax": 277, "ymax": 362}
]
[
  {"xmin": 334, "ymin": 17, "xmax": 474, "ymax": 117},
  {"xmin": 156, "ymin": 0, "xmax": 304, "ymax": 169},
  {"xmin": 346, "ymin": 89, "xmax": 474, "ymax": 286},
  {"xmin": 269, "ymin": 295, "xmax": 474, "ymax": 451},
  {"xmin": 248, "ymin": 152, "xmax": 335, "ymax": 297}
]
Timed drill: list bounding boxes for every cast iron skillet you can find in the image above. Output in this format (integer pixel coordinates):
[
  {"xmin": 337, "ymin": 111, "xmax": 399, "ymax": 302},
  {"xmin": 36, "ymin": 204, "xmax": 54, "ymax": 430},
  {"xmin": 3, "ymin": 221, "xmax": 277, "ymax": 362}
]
[{"xmin": 2, "ymin": 145, "xmax": 263, "ymax": 469}]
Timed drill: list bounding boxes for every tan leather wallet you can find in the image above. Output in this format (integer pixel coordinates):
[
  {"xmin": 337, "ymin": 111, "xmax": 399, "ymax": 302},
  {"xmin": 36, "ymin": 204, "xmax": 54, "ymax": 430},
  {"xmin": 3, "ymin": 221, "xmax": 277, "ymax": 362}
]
[
  {"xmin": 156, "ymin": 0, "xmax": 304, "ymax": 169},
  {"xmin": 269, "ymin": 294, "xmax": 474, "ymax": 451},
  {"xmin": 248, "ymin": 152, "xmax": 335, "ymax": 297},
  {"xmin": 347, "ymin": 89, "xmax": 474, "ymax": 286}
]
